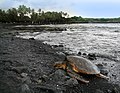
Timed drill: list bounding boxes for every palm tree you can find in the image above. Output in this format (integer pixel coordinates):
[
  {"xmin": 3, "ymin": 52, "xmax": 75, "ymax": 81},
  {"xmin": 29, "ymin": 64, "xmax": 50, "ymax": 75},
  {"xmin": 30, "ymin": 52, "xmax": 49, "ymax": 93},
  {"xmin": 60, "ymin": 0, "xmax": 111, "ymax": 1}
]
[
  {"xmin": 38, "ymin": 9, "xmax": 41, "ymax": 15},
  {"xmin": 17, "ymin": 5, "xmax": 31, "ymax": 22}
]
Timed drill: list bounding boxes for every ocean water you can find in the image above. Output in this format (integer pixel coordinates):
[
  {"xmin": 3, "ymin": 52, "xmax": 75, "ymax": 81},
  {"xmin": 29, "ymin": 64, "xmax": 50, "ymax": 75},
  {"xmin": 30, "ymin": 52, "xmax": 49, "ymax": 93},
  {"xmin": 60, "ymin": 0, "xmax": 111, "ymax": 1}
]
[{"xmin": 18, "ymin": 23, "xmax": 120, "ymax": 61}]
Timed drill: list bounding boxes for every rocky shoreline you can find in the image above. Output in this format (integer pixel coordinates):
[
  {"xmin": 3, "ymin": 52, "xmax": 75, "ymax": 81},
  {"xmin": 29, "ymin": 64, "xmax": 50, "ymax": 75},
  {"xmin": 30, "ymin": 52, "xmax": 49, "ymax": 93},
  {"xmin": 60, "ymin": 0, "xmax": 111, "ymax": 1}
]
[{"xmin": 0, "ymin": 24, "xmax": 120, "ymax": 93}]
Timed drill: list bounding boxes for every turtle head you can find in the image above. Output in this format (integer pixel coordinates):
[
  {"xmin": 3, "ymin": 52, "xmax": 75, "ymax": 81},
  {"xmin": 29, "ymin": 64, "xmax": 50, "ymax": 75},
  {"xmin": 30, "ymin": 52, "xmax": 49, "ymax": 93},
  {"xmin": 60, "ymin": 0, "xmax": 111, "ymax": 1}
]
[{"xmin": 54, "ymin": 61, "xmax": 67, "ymax": 70}]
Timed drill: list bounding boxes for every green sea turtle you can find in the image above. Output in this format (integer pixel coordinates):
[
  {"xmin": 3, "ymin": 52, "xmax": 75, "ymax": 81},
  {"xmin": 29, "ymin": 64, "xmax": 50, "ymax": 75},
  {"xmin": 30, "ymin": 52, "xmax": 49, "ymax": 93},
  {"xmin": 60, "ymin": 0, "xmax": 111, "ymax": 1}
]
[{"xmin": 54, "ymin": 55, "xmax": 109, "ymax": 83}]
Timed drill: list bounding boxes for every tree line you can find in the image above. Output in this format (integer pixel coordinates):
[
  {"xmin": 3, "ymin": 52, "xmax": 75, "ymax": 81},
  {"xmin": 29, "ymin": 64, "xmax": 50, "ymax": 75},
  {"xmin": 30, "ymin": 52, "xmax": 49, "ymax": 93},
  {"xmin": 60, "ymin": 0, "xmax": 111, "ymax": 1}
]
[
  {"xmin": 0, "ymin": 5, "xmax": 69, "ymax": 24},
  {"xmin": 70, "ymin": 16, "xmax": 120, "ymax": 23},
  {"xmin": 0, "ymin": 5, "xmax": 120, "ymax": 24}
]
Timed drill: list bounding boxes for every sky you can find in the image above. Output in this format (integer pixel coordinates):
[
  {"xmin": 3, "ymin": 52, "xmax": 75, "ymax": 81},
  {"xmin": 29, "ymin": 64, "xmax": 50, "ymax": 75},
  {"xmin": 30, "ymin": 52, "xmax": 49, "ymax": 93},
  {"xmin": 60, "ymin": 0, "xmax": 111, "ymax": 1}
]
[{"xmin": 0, "ymin": 0, "xmax": 120, "ymax": 18}]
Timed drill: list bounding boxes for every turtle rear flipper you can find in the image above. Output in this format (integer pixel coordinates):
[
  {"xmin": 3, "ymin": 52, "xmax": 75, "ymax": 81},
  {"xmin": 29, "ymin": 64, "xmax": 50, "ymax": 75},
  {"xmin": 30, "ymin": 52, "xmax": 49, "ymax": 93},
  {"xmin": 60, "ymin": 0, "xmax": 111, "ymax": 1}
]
[
  {"xmin": 67, "ymin": 70, "xmax": 89, "ymax": 83},
  {"xmin": 96, "ymin": 74, "xmax": 109, "ymax": 79}
]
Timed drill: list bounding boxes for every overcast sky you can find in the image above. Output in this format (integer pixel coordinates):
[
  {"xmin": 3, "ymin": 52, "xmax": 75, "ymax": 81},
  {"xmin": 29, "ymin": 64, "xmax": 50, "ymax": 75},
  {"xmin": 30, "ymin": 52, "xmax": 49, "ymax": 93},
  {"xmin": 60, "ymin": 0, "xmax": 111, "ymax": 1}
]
[{"xmin": 0, "ymin": 0, "xmax": 120, "ymax": 18}]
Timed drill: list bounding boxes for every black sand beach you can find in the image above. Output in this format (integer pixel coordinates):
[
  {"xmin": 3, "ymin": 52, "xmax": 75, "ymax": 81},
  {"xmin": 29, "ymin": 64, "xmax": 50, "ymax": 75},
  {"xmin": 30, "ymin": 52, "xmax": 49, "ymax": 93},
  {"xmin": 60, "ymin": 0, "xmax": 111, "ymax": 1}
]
[{"xmin": 0, "ymin": 24, "xmax": 120, "ymax": 93}]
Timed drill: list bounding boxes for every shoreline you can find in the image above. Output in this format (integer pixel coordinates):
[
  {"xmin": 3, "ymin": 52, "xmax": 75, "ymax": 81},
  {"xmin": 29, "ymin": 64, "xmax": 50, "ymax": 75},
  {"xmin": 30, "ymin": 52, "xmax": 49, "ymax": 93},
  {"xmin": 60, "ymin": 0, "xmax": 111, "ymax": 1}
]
[{"xmin": 0, "ymin": 25, "xmax": 120, "ymax": 93}]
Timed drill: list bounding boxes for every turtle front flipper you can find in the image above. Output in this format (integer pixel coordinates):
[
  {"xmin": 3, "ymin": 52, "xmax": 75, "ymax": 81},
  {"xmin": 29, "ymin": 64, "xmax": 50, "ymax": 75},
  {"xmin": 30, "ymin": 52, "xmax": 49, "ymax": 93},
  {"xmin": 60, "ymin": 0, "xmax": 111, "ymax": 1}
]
[
  {"xmin": 67, "ymin": 70, "xmax": 89, "ymax": 83},
  {"xmin": 54, "ymin": 61, "xmax": 67, "ymax": 70},
  {"xmin": 96, "ymin": 74, "xmax": 109, "ymax": 79}
]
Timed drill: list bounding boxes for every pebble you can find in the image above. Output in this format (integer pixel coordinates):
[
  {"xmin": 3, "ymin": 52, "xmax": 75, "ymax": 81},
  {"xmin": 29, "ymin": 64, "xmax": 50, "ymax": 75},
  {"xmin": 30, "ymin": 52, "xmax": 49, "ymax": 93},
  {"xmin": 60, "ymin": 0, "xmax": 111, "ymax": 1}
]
[
  {"xmin": 29, "ymin": 38, "xmax": 35, "ymax": 40},
  {"xmin": 21, "ymin": 73, "xmax": 31, "ymax": 84},
  {"xmin": 83, "ymin": 53, "xmax": 87, "ymax": 55},
  {"xmin": 54, "ymin": 69, "xmax": 66, "ymax": 77},
  {"xmin": 97, "ymin": 64, "xmax": 109, "ymax": 75},
  {"xmin": 22, "ymin": 77, "xmax": 31, "ymax": 84},
  {"xmin": 11, "ymin": 66, "xmax": 28, "ymax": 74},
  {"xmin": 62, "ymin": 52, "xmax": 70, "ymax": 56},
  {"xmin": 52, "ymin": 45, "xmax": 59, "ymax": 48},
  {"xmin": 21, "ymin": 73, "xmax": 28, "ymax": 78},
  {"xmin": 20, "ymin": 84, "xmax": 32, "ymax": 93},
  {"xmin": 42, "ymin": 74, "xmax": 48, "ymax": 81},
  {"xmin": 57, "ymin": 52, "xmax": 66, "ymax": 60},
  {"xmin": 88, "ymin": 53, "xmax": 96, "ymax": 57},
  {"xmin": 77, "ymin": 51, "xmax": 81, "ymax": 55},
  {"xmin": 112, "ymin": 87, "xmax": 119, "ymax": 93},
  {"xmin": 66, "ymin": 78, "xmax": 79, "ymax": 86},
  {"xmin": 107, "ymin": 89, "xmax": 112, "ymax": 93},
  {"xmin": 59, "ymin": 45, "xmax": 64, "ymax": 47},
  {"xmin": 95, "ymin": 89, "xmax": 104, "ymax": 93},
  {"xmin": 100, "ymin": 68, "xmax": 109, "ymax": 75},
  {"xmin": 57, "ymin": 52, "xmax": 66, "ymax": 56},
  {"xmin": 88, "ymin": 53, "xmax": 97, "ymax": 60},
  {"xmin": 37, "ymin": 79, "xmax": 42, "ymax": 84}
]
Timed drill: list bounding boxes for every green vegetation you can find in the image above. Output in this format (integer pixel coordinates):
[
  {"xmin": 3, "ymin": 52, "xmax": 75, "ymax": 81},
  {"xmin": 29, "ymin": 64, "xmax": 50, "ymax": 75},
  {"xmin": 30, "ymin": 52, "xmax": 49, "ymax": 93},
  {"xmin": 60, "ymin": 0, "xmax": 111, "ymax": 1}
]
[
  {"xmin": 0, "ymin": 5, "xmax": 69, "ymax": 24},
  {"xmin": 0, "ymin": 5, "xmax": 120, "ymax": 24},
  {"xmin": 70, "ymin": 16, "xmax": 120, "ymax": 23}
]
